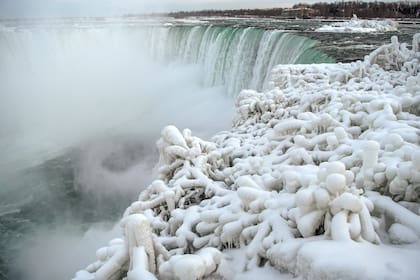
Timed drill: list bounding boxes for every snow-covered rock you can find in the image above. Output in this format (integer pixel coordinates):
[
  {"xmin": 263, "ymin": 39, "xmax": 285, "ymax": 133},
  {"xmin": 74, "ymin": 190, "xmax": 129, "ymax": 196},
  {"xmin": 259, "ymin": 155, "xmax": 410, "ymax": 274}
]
[{"xmin": 73, "ymin": 33, "xmax": 420, "ymax": 280}]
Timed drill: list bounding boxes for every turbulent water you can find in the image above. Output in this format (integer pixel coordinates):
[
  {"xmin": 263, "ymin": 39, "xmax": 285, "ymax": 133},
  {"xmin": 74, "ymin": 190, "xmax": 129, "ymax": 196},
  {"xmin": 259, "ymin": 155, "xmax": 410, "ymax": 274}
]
[{"xmin": 0, "ymin": 17, "xmax": 416, "ymax": 279}]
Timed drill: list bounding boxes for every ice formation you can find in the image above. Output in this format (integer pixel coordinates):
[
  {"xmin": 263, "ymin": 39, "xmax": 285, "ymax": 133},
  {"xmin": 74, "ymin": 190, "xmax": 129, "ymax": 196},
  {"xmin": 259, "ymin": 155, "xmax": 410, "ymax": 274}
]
[
  {"xmin": 316, "ymin": 15, "xmax": 398, "ymax": 33},
  {"xmin": 73, "ymin": 34, "xmax": 420, "ymax": 280}
]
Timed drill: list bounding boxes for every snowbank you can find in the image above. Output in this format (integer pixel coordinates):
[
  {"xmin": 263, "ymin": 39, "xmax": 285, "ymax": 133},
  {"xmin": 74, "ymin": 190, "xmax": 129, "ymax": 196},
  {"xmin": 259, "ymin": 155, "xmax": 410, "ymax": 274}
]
[
  {"xmin": 316, "ymin": 15, "xmax": 398, "ymax": 33},
  {"xmin": 73, "ymin": 34, "xmax": 420, "ymax": 280}
]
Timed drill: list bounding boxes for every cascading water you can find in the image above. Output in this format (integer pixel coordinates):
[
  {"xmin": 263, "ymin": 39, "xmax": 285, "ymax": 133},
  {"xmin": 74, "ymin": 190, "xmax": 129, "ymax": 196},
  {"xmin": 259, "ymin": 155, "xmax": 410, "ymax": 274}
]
[
  {"xmin": 146, "ymin": 25, "xmax": 335, "ymax": 96},
  {"xmin": 1, "ymin": 23, "xmax": 334, "ymax": 100},
  {"xmin": 0, "ymin": 19, "xmax": 334, "ymax": 280}
]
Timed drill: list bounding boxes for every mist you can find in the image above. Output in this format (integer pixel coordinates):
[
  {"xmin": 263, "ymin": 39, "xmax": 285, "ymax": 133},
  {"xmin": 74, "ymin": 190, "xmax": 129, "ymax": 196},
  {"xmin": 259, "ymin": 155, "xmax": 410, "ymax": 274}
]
[
  {"xmin": 0, "ymin": 23, "xmax": 233, "ymax": 171},
  {"xmin": 0, "ymin": 0, "xmax": 294, "ymax": 18},
  {"xmin": 13, "ymin": 223, "xmax": 121, "ymax": 280},
  {"xmin": 0, "ymin": 21, "xmax": 233, "ymax": 279}
]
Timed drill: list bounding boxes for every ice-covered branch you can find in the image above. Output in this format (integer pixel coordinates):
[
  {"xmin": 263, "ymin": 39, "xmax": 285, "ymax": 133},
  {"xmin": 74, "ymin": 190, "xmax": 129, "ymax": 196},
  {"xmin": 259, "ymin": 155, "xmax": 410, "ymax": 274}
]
[{"xmin": 74, "ymin": 34, "xmax": 420, "ymax": 280}]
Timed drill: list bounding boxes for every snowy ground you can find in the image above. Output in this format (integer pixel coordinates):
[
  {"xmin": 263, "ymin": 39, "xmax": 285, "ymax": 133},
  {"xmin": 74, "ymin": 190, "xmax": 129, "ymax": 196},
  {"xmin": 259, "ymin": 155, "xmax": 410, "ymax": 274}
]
[
  {"xmin": 73, "ymin": 34, "xmax": 420, "ymax": 280},
  {"xmin": 316, "ymin": 15, "xmax": 398, "ymax": 33}
]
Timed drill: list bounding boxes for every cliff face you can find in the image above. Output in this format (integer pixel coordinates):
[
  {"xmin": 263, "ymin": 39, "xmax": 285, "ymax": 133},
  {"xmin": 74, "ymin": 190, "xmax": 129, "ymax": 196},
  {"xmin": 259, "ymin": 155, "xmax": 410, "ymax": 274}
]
[{"xmin": 74, "ymin": 34, "xmax": 420, "ymax": 280}]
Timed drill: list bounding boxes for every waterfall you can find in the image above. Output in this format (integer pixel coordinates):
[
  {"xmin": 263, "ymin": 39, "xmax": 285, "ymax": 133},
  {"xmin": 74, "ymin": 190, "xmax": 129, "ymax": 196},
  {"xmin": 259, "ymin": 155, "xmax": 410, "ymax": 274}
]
[
  {"xmin": 0, "ymin": 21, "xmax": 335, "ymax": 179},
  {"xmin": 147, "ymin": 25, "xmax": 335, "ymax": 96},
  {"xmin": 1, "ymin": 23, "xmax": 334, "ymax": 97},
  {"xmin": 0, "ymin": 19, "xmax": 334, "ymax": 280}
]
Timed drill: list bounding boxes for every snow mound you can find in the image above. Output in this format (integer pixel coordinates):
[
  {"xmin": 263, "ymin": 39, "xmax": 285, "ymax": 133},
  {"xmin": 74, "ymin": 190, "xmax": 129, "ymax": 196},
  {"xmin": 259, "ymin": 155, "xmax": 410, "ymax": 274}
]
[
  {"xmin": 73, "ymin": 34, "xmax": 420, "ymax": 280},
  {"xmin": 316, "ymin": 15, "xmax": 398, "ymax": 33}
]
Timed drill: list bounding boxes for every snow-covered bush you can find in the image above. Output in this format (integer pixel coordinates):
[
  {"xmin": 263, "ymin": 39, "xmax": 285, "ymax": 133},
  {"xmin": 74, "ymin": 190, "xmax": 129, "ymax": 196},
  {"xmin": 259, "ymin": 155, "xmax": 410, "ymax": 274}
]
[
  {"xmin": 73, "ymin": 34, "xmax": 420, "ymax": 280},
  {"xmin": 288, "ymin": 161, "xmax": 379, "ymax": 243}
]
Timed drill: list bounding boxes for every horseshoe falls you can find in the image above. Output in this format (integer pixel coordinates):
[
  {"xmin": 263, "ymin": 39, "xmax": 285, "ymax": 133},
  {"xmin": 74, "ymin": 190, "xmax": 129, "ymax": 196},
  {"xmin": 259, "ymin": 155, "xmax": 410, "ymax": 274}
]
[
  {"xmin": 0, "ymin": 20, "xmax": 335, "ymax": 280},
  {"xmin": 147, "ymin": 25, "xmax": 334, "ymax": 96},
  {"xmin": 0, "ymin": 23, "xmax": 333, "ymax": 173}
]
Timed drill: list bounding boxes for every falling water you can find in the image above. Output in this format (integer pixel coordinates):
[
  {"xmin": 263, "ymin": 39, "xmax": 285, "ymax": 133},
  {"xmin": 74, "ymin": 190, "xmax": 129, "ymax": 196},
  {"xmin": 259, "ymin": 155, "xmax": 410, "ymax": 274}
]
[{"xmin": 145, "ymin": 25, "xmax": 334, "ymax": 96}]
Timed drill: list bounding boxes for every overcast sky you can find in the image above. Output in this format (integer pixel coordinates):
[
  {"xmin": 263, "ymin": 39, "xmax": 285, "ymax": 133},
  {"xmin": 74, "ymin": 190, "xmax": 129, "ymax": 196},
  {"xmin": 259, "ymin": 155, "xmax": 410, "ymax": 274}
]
[{"xmin": 0, "ymin": 0, "xmax": 325, "ymax": 18}]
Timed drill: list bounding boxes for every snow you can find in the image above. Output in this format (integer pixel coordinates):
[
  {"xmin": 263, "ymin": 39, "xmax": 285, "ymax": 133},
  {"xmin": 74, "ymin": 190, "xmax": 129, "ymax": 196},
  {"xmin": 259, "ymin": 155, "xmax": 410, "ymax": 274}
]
[
  {"xmin": 217, "ymin": 248, "xmax": 297, "ymax": 280},
  {"xmin": 316, "ymin": 15, "xmax": 398, "ymax": 33},
  {"xmin": 295, "ymin": 240, "xmax": 420, "ymax": 280},
  {"xmin": 73, "ymin": 33, "xmax": 420, "ymax": 280},
  {"xmin": 388, "ymin": 223, "xmax": 418, "ymax": 244}
]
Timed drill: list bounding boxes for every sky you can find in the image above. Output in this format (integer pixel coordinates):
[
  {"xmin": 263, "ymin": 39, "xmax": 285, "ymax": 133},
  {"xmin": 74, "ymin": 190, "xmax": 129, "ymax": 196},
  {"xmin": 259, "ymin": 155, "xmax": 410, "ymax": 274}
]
[{"xmin": 0, "ymin": 0, "xmax": 314, "ymax": 18}]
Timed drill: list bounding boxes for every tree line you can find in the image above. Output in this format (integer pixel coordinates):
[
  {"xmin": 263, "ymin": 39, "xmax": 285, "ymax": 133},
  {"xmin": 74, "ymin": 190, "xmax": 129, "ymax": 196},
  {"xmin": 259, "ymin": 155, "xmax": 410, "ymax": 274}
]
[
  {"xmin": 294, "ymin": 1, "xmax": 419, "ymax": 18},
  {"xmin": 167, "ymin": 8, "xmax": 284, "ymax": 18},
  {"xmin": 167, "ymin": 1, "xmax": 419, "ymax": 19}
]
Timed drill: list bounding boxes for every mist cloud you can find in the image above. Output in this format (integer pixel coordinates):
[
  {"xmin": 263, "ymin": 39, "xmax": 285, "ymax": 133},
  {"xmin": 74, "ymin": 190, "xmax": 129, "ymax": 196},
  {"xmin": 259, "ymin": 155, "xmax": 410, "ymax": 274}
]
[
  {"xmin": 1, "ymin": 18, "xmax": 234, "ymax": 280},
  {"xmin": 0, "ymin": 0, "xmax": 298, "ymax": 18},
  {"xmin": 15, "ymin": 223, "xmax": 121, "ymax": 280},
  {"xmin": 0, "ymin": 25, "xmax": 233, "ymax": 173}
]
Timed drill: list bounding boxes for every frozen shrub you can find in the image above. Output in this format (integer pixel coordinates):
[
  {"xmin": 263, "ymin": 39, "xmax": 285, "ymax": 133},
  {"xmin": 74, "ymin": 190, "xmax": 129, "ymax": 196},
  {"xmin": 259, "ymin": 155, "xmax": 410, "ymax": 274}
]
[{"xmin": 74, "ymin": 34, "xmax": 420, "ymax": 280}]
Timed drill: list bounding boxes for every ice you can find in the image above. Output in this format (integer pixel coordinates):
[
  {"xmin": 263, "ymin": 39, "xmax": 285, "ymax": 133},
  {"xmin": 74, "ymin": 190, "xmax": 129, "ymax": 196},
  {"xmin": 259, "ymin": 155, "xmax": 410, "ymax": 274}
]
[
  {"xmin": 325, "ymin": 173, "xmax": 347, "ymax": 194},
  {"xmin": 73, "ymin": 34, "xmax": 420, "ymax": 279},
  {"xmin": 316, "ymin": 15, "xmax": 398, "ymax": 33},
  {"xmin": 126, "ymin": 247, "xmax": 157, "ymax": 280},
  {"xmin": 159, "ymin": 248, "xmax": 221, "ymax": 280}
]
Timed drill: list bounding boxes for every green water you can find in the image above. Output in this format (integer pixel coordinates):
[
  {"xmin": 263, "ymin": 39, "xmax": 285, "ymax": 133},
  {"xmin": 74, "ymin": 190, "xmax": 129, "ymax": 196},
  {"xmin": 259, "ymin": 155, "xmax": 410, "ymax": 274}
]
[{"xmin": 148, "ymin": 25, "xmax": 334, "ymax": 96}]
